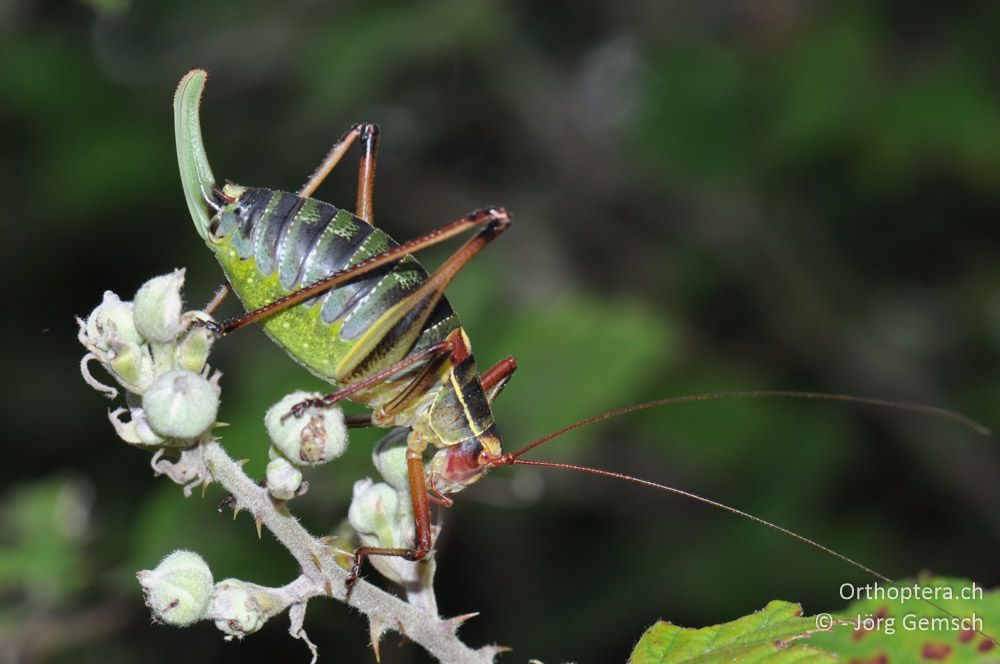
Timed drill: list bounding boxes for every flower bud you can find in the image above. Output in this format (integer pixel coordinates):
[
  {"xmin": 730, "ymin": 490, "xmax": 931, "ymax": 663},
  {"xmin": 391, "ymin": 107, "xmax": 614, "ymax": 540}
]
[
  {"xmin": 373, "ymin": 430, "xmax": 411, "ymax": 493},
  {"xmin": 84, "ymin": 290, "xmax": 143, "ymax": 349},
  {"xmin": 209, "ymin": 579, "xmax": 276, "ymax": 638},
  {"xmin": 133, "ymin": 270, "xmax": 186, "ymax": 343},
  {"xmin": 136, "ymin": 550, "xmax": 213, "ymax": 627},
  {"xmin": 78, "ymin": 290, "xmax": 159, "ymax": 395},
  {"xmin": 348, "ymin": 479, "xmax": 421, "ymax": 587},
  {"xmin": 348, "ymin": 479, "xmax": 406, "ymax": 548},
  {"xmin": 142, "ymin": 370, "xmax": 219, "ymax": 440},
  {"xmin": 265, "ymin": 457, "xmax": 304, "ymax": 501},
  {"xmin": 174, "ymin": 321, "xmax": 215, "ymax": 373},
  {"xmin": 107, "ymin": 341, "xmax": 157, "ymax": 394},
  {"xmin": 109, "ymin": 407, "xmax": 166, "ymax": 447},
  {"xmin": 264, "ymin": 392, "xmax": 347, "ymax": 466}
]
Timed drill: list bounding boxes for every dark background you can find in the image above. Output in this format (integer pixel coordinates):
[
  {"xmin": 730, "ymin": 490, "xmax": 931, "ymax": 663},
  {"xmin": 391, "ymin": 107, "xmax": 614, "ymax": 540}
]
[{"xmin": 2, "ymin": 1, "xmax": 999, "ymax": 662}]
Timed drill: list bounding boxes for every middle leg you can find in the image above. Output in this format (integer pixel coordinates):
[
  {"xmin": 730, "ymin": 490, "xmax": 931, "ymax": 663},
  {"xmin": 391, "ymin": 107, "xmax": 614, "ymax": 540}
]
[
  {"xmin": 282, "ymin": 338, "xmax": 454, "ymax": 421},
  {"xmin": 343, "ymin": 354, "xmax": 519, "ymax": 429}
]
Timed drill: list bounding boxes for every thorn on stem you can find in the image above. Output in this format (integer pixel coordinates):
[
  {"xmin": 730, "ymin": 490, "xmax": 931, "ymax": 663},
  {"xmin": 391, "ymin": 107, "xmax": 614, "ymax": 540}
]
[
  {"xmin": 483, "ymin": 645, "xmax": 513, "ymax": 658},
  {"xmin": 369, "ymin": 618, "xmax": 388, "ymax": 663},
  {"xmin": 445, "ymin": 612, "xmax": 480, "ymax": 634}
]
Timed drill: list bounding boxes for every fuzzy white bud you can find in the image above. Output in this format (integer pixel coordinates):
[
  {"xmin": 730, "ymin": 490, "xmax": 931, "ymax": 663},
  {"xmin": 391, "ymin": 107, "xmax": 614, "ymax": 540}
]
[
  {"xmin": 265, "ymin": 456, "xmax": 304, "ymax": 501},
  {"xmin": 109, "ymin": 407, "xmax": 166, "ymax": 447},
  {"xmin": 348, "ymin": 478, "xmax": 422, "ymax": 587},
  {"xmin": 209, "ymin": 579, "xmax": 276, "ymax": 639},
  {"xmin": 109, "ymin": 342, "xmax": 157, "ymax": 394},
  {"xmin": 372, "ymin": 430, "xmax": 411, "ymax": 492},
  {"xmin": 78, "ymin": 291, "xmax": 157, "ymax": 395},
  {"xmin": 174, "ymin": 322, "xmax": 215, "ymax": 373},
  {"xmin": 133, "ymin": 270, "xmax": 186, "ymax": 343},
  {"xmin": 85, "ymin": 290, "xmax": 143, "ymax": 348},
  {"xmin": 136, "ymin": 550, "xmax": 213, "ymax": 627},
  {"xmin": 348, "ymin": 479, "xmax": 407, "ymax": 548},
  {"xmin": 264, "ymin": 392, "xmax": 347, "ymax": 466},
  {"xmin": 142, "ymin": 369, "xmax": 219, "ymax": 440}
]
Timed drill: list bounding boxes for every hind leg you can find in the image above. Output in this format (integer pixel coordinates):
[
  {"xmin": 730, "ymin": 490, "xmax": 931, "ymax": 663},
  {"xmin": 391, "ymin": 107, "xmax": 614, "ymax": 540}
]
[{"xmin": 299, "ymin": 123, "xmax": 380, "ymax": 224}]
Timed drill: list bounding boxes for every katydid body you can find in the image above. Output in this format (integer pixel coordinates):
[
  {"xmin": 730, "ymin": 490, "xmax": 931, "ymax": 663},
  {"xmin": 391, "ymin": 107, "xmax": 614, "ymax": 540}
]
[
  {"xmin": 209, "ymin": 185, "xmax": 500, "ymax": 448},
  {"xmin": 175, "ymin": 70, "xmax": 508, "ymax": 583}
]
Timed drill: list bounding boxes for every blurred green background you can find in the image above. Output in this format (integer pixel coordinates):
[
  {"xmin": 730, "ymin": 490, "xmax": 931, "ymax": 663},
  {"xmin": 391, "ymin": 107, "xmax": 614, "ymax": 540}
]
[{"xmin": 2, "ymin": 0, "xmax": 999, "ymax": 662}]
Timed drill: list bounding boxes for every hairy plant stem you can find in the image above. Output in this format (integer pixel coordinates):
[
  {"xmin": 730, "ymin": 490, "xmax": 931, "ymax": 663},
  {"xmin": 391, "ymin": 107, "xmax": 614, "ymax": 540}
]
[{"xmin": 200, "ymin": 439, "xmax": 498, "ymax": 664}]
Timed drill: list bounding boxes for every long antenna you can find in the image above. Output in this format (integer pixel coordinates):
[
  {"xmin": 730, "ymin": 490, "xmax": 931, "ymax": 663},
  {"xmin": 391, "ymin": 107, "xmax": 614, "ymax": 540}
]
[
  {"xmin": 505, "ymin": 457, "xmax": 997, "ymax": 645},
  {"xmin": 510, "ymin": 390, "xmax": 990, "ymax": 461},
  {"xmin": 491, "ymin": 391, "xmax": 996, "ymax": 645},
  {"xmin": 513, "ymin": 457, "xmax": 888, "ymax": 577}
]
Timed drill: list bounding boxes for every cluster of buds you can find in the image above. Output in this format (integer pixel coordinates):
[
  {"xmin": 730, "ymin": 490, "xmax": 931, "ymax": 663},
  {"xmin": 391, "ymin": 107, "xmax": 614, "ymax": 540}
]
[
  {"xmin": 261, "ymin": 392, "xmax": 350, "ymax": 502},
  {"xmin": 78, "ymin": 270, "xmax": 220, "ymax": 448},
  {"xmin": 81, "ymin": 269, "xmax": 441, "ymax": 646},
  {"xmin": 348, "ymin": 430, "xmax": 437, "ymax": 604},
  {"xmin": 137, "ymin": 550, "xmax": 283, "ymax": 640}
]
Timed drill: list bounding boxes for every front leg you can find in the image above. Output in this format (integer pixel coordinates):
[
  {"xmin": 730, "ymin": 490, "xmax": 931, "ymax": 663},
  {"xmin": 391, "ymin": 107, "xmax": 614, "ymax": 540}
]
[
  {"xmin": 203, "ymin": 283, "xmax": 231, "ymax": 315},
  {"xmin": 280, "ymin": 339, "xmax": 453, "ymax": 423},
  {"xmin": 346, "ymin": 448, "xmax": 434, "ymax": 593}
]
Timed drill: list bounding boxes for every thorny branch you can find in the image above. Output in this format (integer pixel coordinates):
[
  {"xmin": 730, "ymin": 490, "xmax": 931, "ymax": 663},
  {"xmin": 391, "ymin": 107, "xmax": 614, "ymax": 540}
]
[
  {"xmin": 78, "ymin": 273, "xmax": 502, "ymax": 663},
  {"xmin": 200, "ymin": 439, "xmax": 499, "ymax": 664}
]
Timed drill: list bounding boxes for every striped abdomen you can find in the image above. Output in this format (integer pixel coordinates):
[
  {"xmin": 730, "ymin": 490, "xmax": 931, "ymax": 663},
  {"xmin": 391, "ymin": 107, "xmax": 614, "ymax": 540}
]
[{"xmin": 208, "ymin": 187, "xmax": 495, "ymax": 446}]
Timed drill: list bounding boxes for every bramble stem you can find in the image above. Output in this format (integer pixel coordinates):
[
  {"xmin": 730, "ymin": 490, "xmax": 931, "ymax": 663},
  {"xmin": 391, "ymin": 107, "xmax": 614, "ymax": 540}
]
[{"xmin": 200, "ymin": 439, "xmax": 497, "ymax": 664}]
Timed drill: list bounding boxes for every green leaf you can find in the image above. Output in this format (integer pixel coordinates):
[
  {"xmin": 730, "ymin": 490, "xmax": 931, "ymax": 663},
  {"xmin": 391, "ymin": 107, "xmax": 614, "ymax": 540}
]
[
  {"xmin": 630, "ymin": 600, "xmax": 836, "ymax": 663},
  {"xmin": 809, "ymin": 576, "xmax": 1000, "ymax": 663},
  {"xmin": 0, "ymin": 477, "xmax": 92, "ymax": 601}
]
